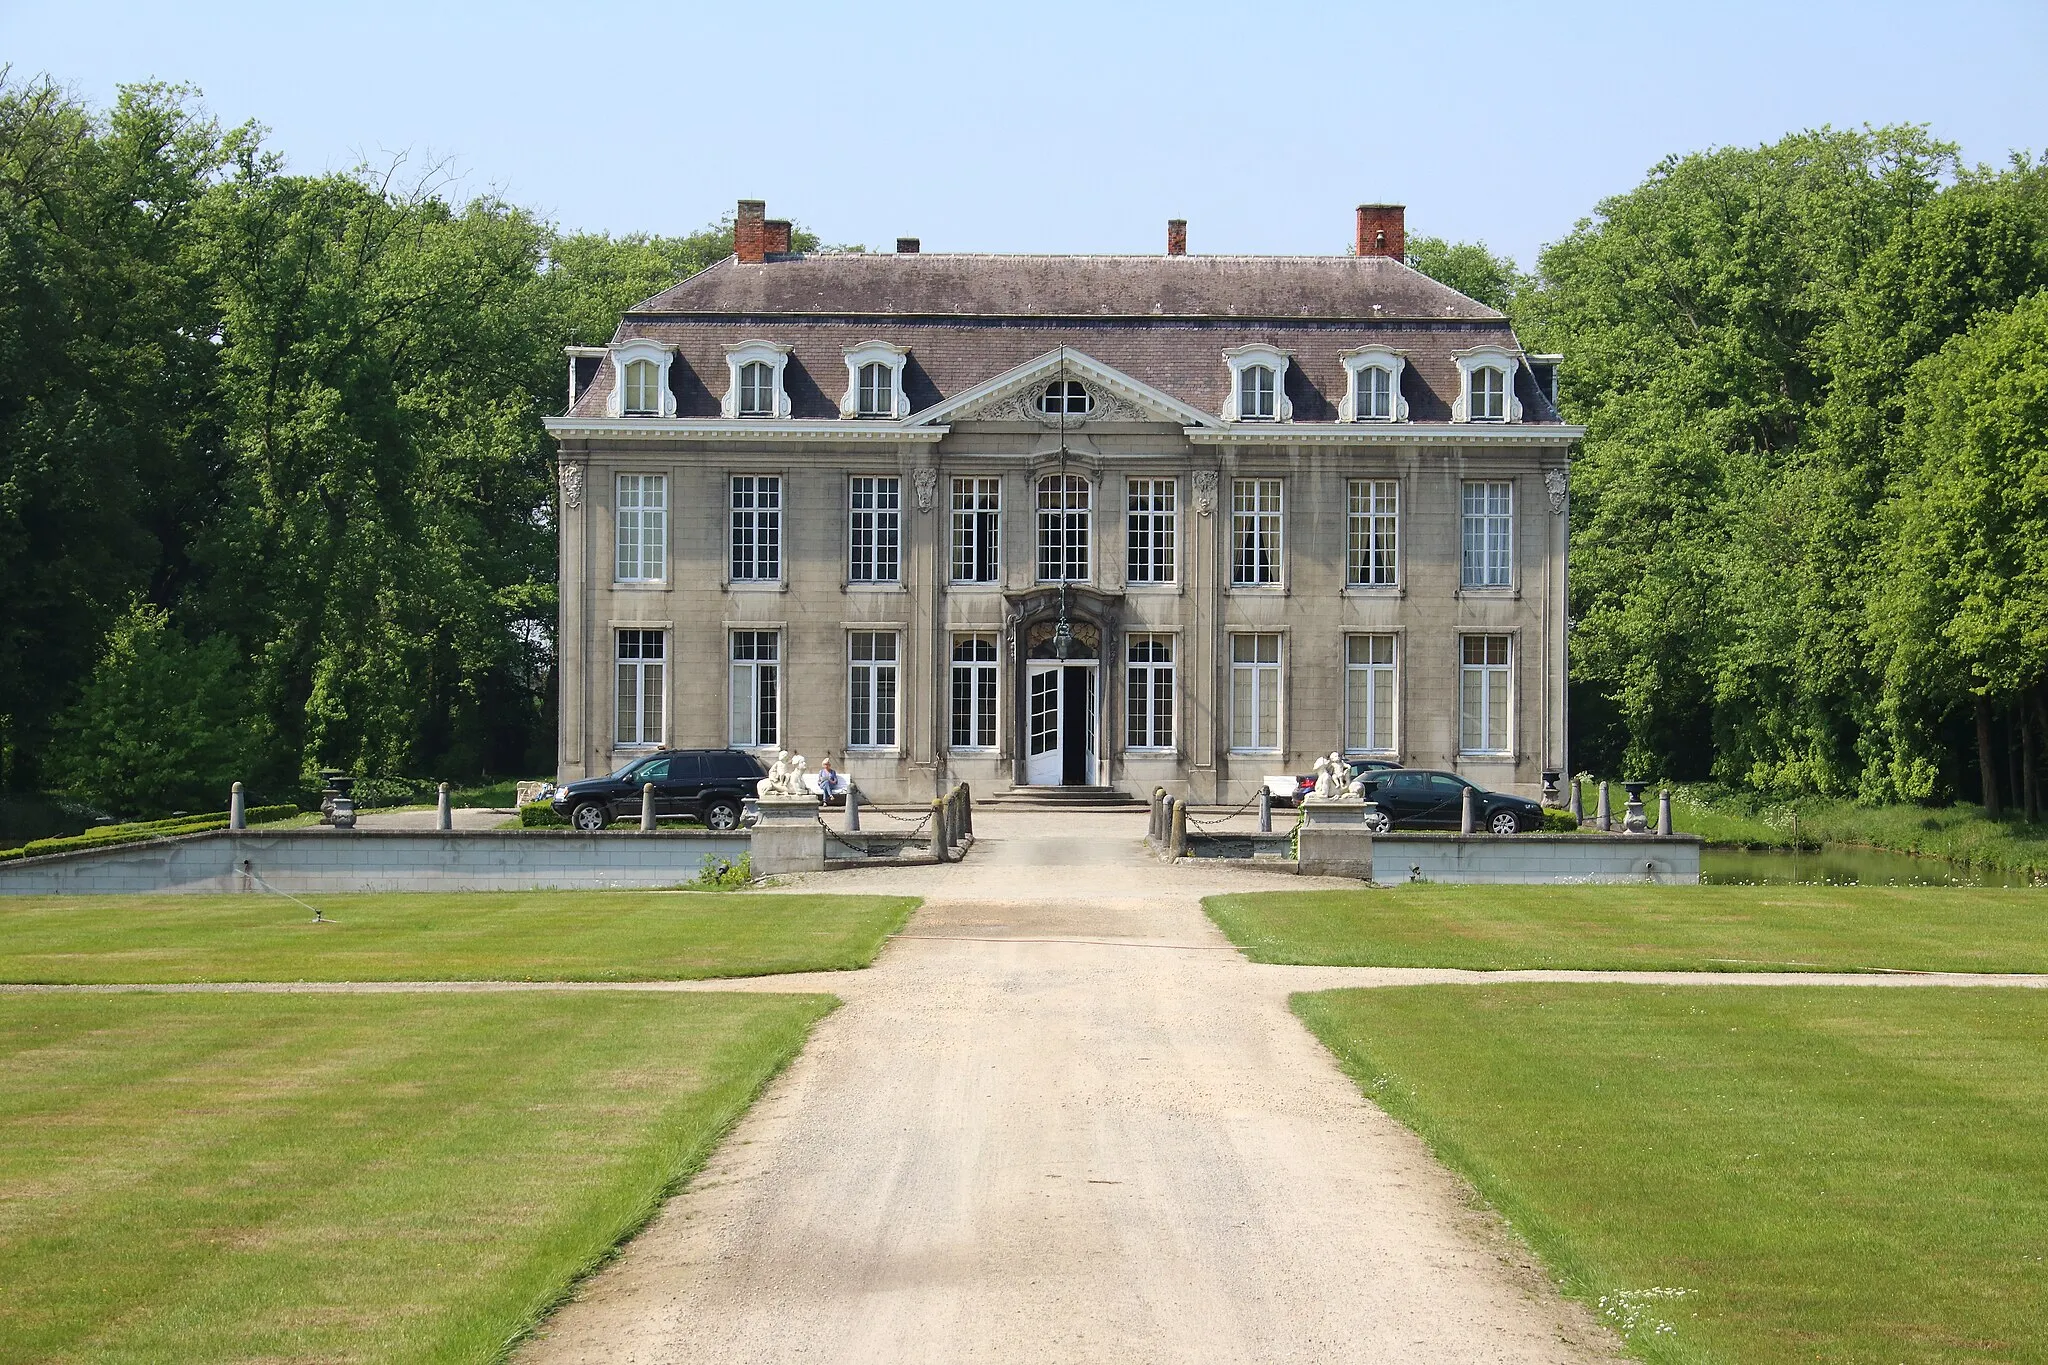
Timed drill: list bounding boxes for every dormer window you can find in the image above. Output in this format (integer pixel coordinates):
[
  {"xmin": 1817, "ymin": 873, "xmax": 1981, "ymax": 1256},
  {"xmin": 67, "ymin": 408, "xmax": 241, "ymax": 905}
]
[
  {"xmin": 1451, "ymin": 346, "xmax": 1524, "ymax": 424},
  {"xmin": 606, "ymin": 340, "xmax": 675, "ymax": 418},
  {"xmin": 1222, "ymin": 345, "xmax": 1293, "ymax": 422},
  {"xmin": 839, "ymin": 341, "xmax": 909, "ymax": 419},
  {"xmin": 723, "ymin": 341, "xmax": 792, "ymax": 419},
  {"xmin": 1339, "ymin": 346, "xmax": 1409, "ymax": 422},
  {"xmin": 1471, "ymin": 366, "xmax": 1505, "ymax": 421},
  {"xmin": 1039, "ymin": 380, "xmax": 1092, "ymax": 416}
]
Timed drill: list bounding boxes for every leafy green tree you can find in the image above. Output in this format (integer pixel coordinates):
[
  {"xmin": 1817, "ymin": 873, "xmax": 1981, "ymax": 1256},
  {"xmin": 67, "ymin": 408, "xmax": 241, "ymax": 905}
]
[{"xmin": 1405, "ymin": 235, "xmax": 1522, "ymax": 312}]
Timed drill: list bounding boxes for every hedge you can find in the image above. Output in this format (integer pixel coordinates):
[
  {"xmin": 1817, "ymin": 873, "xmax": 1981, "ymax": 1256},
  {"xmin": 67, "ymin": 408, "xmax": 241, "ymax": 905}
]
[
  {"xmin": 0, "ymin": 804, "xmax": 301, "ymax": 862},
  {"xmin": 519, "ymin": 801, "xmax": 568, "ymax": 828}
]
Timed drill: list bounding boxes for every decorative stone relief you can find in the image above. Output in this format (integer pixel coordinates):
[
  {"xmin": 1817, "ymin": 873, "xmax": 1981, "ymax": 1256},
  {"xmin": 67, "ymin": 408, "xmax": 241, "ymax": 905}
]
[
  {"xmin": 559, "ymin": 462, "xmax": 584, "ymax": 510},
  {"xmin": 1192, "ymin": 470, "xmax": 1218, "ymax": 518},
  {"xmin": 956, "ymin": 380, "xmax": 1153, "ymax": 425},
  {"xmin": 913, "ymin": 466, "xmax": 939, "ymax": 513},
  {"xmin": 1544, "ymin": 467, "xmax": 1568, "ymax": 514}
]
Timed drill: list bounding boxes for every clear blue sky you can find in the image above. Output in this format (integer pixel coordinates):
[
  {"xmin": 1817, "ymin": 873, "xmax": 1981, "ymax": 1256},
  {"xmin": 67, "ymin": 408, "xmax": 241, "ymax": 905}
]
[{"xmin": 4, "ymin": 0, "xmax": 2044, "ymax": 267}]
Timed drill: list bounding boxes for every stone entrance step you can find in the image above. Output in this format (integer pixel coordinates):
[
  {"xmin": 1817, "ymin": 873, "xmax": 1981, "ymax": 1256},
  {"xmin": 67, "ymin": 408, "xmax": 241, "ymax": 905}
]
[{"xmin": 980, "ymin": 786, "xmax": 1146, "ymax": 809}]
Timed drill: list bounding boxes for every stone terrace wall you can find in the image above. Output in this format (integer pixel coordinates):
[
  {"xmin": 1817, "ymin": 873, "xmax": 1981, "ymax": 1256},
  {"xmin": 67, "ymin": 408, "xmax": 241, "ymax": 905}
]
[{"xmin": 1373, "ymin": 833, "xmax": 1701, "ymax": 884}]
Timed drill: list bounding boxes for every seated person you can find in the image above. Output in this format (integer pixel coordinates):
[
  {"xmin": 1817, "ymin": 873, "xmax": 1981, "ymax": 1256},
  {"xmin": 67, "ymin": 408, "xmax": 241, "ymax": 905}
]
[{"xmin": 815, "ymin": 757, "xmax": 847, "ymax": 805}]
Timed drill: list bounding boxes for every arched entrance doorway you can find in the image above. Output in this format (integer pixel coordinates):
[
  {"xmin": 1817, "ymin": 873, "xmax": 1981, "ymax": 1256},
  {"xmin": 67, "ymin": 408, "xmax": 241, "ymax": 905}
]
[{"xmin": 1022, "ymin": 618, "xmax": 1099, "ymax": 786}]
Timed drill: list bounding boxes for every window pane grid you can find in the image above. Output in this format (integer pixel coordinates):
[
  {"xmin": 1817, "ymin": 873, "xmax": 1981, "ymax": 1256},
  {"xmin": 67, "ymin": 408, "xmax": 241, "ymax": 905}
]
[
  {"xmin": 848, "ymin": 476, "xmax": 901, "ymax": 583},
  {"xmin": 739, "ymin": 361, "xmax": 775, "ymax": 416},
  {"xmin": 950, "ymin": 633, "xmax": 999, "ymax": 749},
  {"xmin": 1125, "ymin": 478, "xmax": 1177, "ymax": 584},
  {"xmin": 1346, "ymin": 479, "xmax": 1398, "ymax": 586},
  {"xmin": 849, "ymin": 631, "xmax": 899, "ymax": 749},
  {"xmin": 1360, "ymin": 364, "xmax": 1392, "ymax": 420},
  {"xmin": 623, "ymin": 359, "xmax": 660, "ymax": 415},
  {"xmin": 1240, "ymin": 364, "xmax": 1276, "ymax": 419},
  {"xmin": 728, "ymin": 630, "xmax": 779, "ymax": 747},
  {"xmin": 1036, "ymin": 475, "xmax": 1091, "ymax": 582},
  {"xmin": 1229, "ymin": 632, "xmax": 1281, "ymax": 751},
  {"xmin": 1345, "ymin": 633, "xmax": 1397, "ymax": 754},
  {"xmin": 857, "ymin": 362, "xmax": 892, "ymax": 417},
  {"xmin": 1459, "ymin": 634, "xmax": 1511, "ymax": 753},
  {"xmin": 615, "ymin": 474, "xmax": 667, "ymax": 583},
  {"xmin": 950, "ymin": 477, "xmax": 1001, "ymax": 583},
  {"xmin": 730, "ymin": 475, "xmax": 782, "ymax": 581},
  {"xmin": 614, "ymin": 629, "xmax": 666, "ymax": 746},
  {"xmin": 1230, "ymin": 478, "xmax": 1282, "ymax": 586},
  {"xmin": 1460, "ymin": 481, "xmax": 1512, "ymax": 588},
  {"xmin": 1126, "ymin": 633, "xmax": 1175, "ymax": 750},
  {"xmin": 1472, "ymin": 366, "xmax": 1505, "ymax": 420}
]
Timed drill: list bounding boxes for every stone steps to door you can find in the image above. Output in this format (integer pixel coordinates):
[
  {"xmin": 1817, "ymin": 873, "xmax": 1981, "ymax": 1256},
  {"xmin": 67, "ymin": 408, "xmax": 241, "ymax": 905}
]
[{"xmin": 978, "ymin": 786, "xmax": 1145, "ymax": 808}]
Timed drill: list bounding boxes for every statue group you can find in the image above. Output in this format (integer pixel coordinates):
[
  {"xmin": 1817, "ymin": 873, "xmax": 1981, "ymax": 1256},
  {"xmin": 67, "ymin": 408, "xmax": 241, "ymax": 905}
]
[{"xmin": 760, "ymin": 749, "xmax": 810, "ymax": 798}]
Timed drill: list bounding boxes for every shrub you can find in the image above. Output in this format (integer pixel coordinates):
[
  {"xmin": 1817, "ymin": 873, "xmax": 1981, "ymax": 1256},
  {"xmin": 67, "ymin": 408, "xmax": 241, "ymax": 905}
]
[
  {"xmin": 520, "ymin": 801, "xmax": 567, "ymax": 828},
  {"xmin": 695, "ymin": 852, "xmax": 752, "ymax": 889},
  {"xmin": 1540, "ymin": 807, "xmax": 1582, "ymax": 833},
  {"xmin": 0, "ymin": 803, "xmax": 303, "ymax": 861}
]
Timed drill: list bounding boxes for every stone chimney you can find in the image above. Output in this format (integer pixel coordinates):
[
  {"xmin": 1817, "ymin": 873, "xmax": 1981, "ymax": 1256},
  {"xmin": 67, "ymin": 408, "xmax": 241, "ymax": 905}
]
[
  {"xmin": 1167, "ymin": 219, "xmax": 1187, "ymax": 256},
  {"xmin": 763, "ymin": 219, "xmax": 792, "ymax": 255},
  {"xmin": 735, "ymin": 199, "xmax": 766, "ymax": 264},
  {"xmin": 1355, "ymin": 204, "xmax": 1405, "ymax": 259},
  {"xmin": 896, "ymin": 237, "xmax": 920, "ymax": 254}
]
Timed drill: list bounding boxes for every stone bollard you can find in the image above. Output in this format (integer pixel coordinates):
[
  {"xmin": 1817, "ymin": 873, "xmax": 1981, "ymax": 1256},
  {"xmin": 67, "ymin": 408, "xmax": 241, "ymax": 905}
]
[
  {"xmin": 1259, "ymin": 788, "xmax": 1272, "ymax": 834},
  {"xmin": 641, "ymin": 782, "xmax": 656, "ymax": 832},
  {"xmin": 437, "ymin": 782, "xmax": 452, "ymax": 831},
  {"xmin": 846, "ymin": 787, "xmax": 861, "ymax": 831},
  {"xmin": 958, "ymin": 784, "xmax": 973, "ymax": 838},
  {"xmin": 229, "ymin": 781, "xmax": 246, "ymax": 831},
  {"xmin": 1596, "ymin": 781, "xmax": 1612, "ymax": 832},
  {"xmin": 1169, "ymin": 798, "xmax": 1187, "ymax": 860},
  {"xmin": 1569, "ymin": 777, "xmax": 1584, "ymax": 823},
  {"xmin": 1658, "ymin": 788, "xmax": 1673, "ymax": 836},
  {"xmin": 1460, "ymin": 783, "xmax": 1476, "ymax": 835},
  {"xmin": 930, "ymin": 796, "xmax": 952, "ymax": 862},
  {"xmin": 1151, "ymin": 788, "xmax": 1165, "ymax": 844}
]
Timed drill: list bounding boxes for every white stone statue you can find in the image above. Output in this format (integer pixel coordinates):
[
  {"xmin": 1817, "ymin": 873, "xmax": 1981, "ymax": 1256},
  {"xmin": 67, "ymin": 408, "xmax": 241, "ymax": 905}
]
[
  {"xmin": 761, "ymin": 749, "xmax": 803, "ymax": 798},
  {"xmin": 785, "ymin": 753, "xmax": 809, "ymax": 797},
  {"xmin": 1312, "ymin": 751, "xmax": 1357, "ymax": 801}
]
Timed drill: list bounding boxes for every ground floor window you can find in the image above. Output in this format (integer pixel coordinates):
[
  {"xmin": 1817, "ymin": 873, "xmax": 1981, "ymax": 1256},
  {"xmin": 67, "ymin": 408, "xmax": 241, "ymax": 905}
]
[
  {"xmin": 1126, "ymin": 634, "xmax": 1175, "ymax": 750},
  {"xmin": 615, "ymin": 629, "xmax": 665, "ymax": 747},
  {"xmin": 849, "ymin": 631, "xmax": 899, "ymax": 749},
  {"xmin": 1229, "ymin": 633, "xmax": 1281, "ymax": 751},
  {"xmin": 729, "ymin": 630, "xmax": 779, "ymax": 748},
  {"xmin": 951, "ymin": 634, "xmax": 998, "ymax": 749},
  {"xmin": 1460, "ymin": 634, "xmax": 1511, "ymax": 754},
  {"xmin": 1345, "ymin": 634, "xmax": 1397, "ymax": 754}
]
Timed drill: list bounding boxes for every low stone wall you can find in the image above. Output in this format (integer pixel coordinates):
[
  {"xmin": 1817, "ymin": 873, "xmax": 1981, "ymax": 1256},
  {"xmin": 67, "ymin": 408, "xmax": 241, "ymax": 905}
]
[
  {"xmin": 0, "ymin": 828, "xmax": 750, "ymax": 895},
  {"xmin": 1374, "ymin": 833, "xmax": 1701, "ymax": 884}
]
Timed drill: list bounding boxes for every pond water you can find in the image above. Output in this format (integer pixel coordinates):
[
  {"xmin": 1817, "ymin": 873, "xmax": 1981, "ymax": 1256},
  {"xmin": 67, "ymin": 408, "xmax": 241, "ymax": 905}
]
[{"xmin": 1703, "ymin": 845, "xmax": 2043, "ymax": 887}]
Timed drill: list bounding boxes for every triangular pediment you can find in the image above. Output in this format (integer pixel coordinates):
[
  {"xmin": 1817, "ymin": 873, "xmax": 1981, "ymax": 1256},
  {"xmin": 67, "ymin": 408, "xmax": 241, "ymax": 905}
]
[{"xmin": 912, "ymin": 349, "xmax": 1220, "ymax": 428}]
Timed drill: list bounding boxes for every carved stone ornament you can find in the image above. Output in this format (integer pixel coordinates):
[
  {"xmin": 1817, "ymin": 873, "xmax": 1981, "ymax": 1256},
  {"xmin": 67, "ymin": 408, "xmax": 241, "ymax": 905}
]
[
  {"xmin": 913, "ymin": 466, "xmax": 940, "ymax": 513},
  {"xmin": 1544, "ymin": 467, "xmax": 1568, "ymax": 515},
  {"xmin": 1192, "ymin": 470, "xmax": 1218, "ymax": 518},
  {"xmin": 559, "ymin": 462, "xmax": 584, "ymax": 511},
  {"xmin": 957, "ymin": 378, "xmax": 1152, "ymax": 425}
]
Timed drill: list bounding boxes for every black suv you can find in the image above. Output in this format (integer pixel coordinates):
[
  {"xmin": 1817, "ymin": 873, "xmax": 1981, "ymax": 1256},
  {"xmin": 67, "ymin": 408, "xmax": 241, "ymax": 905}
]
[
  {"xmin": 1354, "ymin": 769, "xmax": 1543, "ymax": 834},
  {"xmin": 551, "ymin": 749, "xmax": 767, "ymax": 831}
]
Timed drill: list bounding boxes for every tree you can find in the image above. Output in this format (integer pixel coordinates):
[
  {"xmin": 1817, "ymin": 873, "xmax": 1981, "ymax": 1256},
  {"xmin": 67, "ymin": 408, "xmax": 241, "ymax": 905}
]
[{"xmin": 1404, "ymin": 235, "xmax": 1521, "ymax": 312}]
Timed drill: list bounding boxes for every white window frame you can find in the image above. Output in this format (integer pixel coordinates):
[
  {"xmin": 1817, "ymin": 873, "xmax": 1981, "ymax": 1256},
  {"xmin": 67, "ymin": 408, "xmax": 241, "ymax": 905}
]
[
  {"xmin": 1125, "ymin": 633, "xmax": 1176, "ymax": 751},
  {"xmin": 950, "ymin": 477, "xmax": 1001, "ymax": 584},
  {"xmin": 723, "ymin": 340, "xmax": 793, "ymax": 419},
  {"xmin": 1461, "ymin": 481, "xmax": 1514, "ymax": 589},
  {"xmin": 730, "ymin": 475, "xmax": 782, "ymax": 583},
  {"xmin": 615, "ymin": 473, "xmax": 667, "ymax": 584},
  {"xmin": 1451, "ymin": 346, "xmax": 1523, "ymax": 424},
  {"xmin": 840, "ymin": 340, "xmax": 909, "ymax": 419},
  {"xmin": 1036, "ymin": 474, "xmax": 1091, "ymax": 583},
  {"xmin": 729, "ymin": 630, "xmax": 780, "ymax": 748},
  {"xmin": 1346, "ymin": 479, "xmax": 1398, "ymax": 588},
  {"xmin": 848, "ymin": 631, "xmax": 900, "ymax": 751},
  {"xmin": 1345, "ymin": 634, "xmax": 1398, "ymax": 756},
  {"xmin": 614, "ymin": 628, "xmax": 666, "ymax": 748},
  {"xmin": 606, "ymin": 340, "xmax": 675, "ymax": 418},
  {"xmin": 1038, "ymin": 379, "xmax": 1093, "ymax": 416},
  {"xmin": 1222, "ymin": 344, "xmax": 1292, "ymax": 422},
  {"xmin": 848, "ymin": 475, "xmax": 901, "ymax": 584},
  {"xmin": 1126, "ymin": 477, "xmax": 1177, "ymax": 585},
  {"xmin": 1229, "ymin": 478, "xmax": 1283, "ymax": 587},
  {"xmin": 1338, "ymin": 346, "xmax": 1408, "ymax": 422},
  {"xmin": 1229, "ymin": 632, "xmax": 1283, "ymax": 753},
  {"xmin": 950, "ymin": 633, "xmax": 999, "ymax": 751},
  {"xmin": 1460, "ymin": 634, "xmax": 1512, "ymax": 755}
]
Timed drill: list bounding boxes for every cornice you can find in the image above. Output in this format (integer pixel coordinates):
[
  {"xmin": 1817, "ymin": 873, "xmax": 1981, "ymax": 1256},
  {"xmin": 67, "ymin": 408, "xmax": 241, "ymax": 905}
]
[
  {"xmin": 1185, "ymin": 423, "xmax": 1584, "ymax": 447},
  {"xmin": 543, "ymin": 418, "xmax": 949, "ymax": 442}
]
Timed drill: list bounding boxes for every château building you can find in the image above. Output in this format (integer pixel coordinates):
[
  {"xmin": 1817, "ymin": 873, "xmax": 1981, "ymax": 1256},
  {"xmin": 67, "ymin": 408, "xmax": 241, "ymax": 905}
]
[{"xmin": 545, "ymin": 201, "xmax": 1580, "ymax": 803}]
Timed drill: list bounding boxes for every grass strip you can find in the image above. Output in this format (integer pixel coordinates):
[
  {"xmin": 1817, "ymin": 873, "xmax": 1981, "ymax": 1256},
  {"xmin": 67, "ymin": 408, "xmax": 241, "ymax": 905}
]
[
  {"xmin": 1207, "ymin": 883, "xmax": 2048, "ymax": 972},
  {"xmin": 0, "ymin": 890, "xmax": 916, "ymax": 983},
  {"xmin": 0, "ymin": 990, "xmax": 833, "ymax": 1364},
  {"xmin": 1658, "ymin": 784, "xmax": 2048, "ymax": 874},
  {"xmin": 1295, "ymin": 985, "xmax": 2048, "ymax": 1363}
]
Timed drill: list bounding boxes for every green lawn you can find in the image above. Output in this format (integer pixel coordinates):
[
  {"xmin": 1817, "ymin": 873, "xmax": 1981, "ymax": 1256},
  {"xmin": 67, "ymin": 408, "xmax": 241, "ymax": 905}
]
[
  {"xmin": 0, "ymin": 990, "xmax": 833, "ymax": 1364},
  {"xmin": 1206, "ymin": 883, "xmax": 2048, "ymax": 972},
  {"xmin": 1295, "ymin": 985, "xmax": 2048, "ymax": 1363},
  {"xmin": 1657, "ymin": 783, "xmax": 2048, "ymax": 875},
  {"xmin": 0, "ymin": 891, "xmax": 916, "ymax": 983}
]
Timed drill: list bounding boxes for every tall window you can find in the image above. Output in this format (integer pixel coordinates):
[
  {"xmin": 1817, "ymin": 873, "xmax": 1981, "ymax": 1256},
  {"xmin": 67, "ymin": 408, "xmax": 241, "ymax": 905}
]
[
  {"xmin": 1126, "ymin": 478, "xmax": 1176, "ymax": 585},
  {"xmin": 950, "ymin": 634, "xmax": 998, "ymax": 750},
  {"xmin": 1359, "ymin": 365, "xmax": 1394, "ymax": 420},
  {"xmin": 1347, "ymin": 479, "xmax": 1398, "ymax": 587},
  {"xmin": 1231, "ymin": 478, "xmax": 1282, "ymax": 586},
  {"xmin": 1126, "ymin": 634, "xmax": 1175, "ymax": 750},
  {"xmin": 1230, "ymin": 633, "xmax": 1281, "ymax": 751},
  {"xmin": 730, "ymin": 475, "xmax": 781, "ymax": 582},
  {"xmin": 622, "ymin": 359, "xmax": 662, "ymax": 416},
  {"xmin": 1239, "ymin": 364, "xmax": 1277, "ymax": 420},
  {"xmin": 848, "ymin": 632, "xmax": 899, "ymax": 749},
  {"xmin": 1460, "ymin": 635, "xmax": 1511, "ymax": 754},
  {"xmin": 951, "ymin": 477, "xmax": 1000, "ymax": 583},
  {"xmin": 1471, "ymin": 365, "xmax": 1506, "ymax": 421},
  {"xmin": 1345, "ymin": 635, "xmax": 1397, "ymax": 754},
  {"xmin": 848, "ymin": 476, "xmax": 901, "ymax": 583},
  {"xmin": 856, "ymin": 362, "xmax": 893, "ymax": 417},
  {"xmin": 738, "ymin": 361, "xmax": 775, "ymax": 416},
  {"xmin": 1036, "ymin": 474, "xmax": 1091, "ymax": 582},
  {"xmin": 615, "ymin": 474, "xmax": 667, "ymax": 583},
  {"xmin": 729, "ymin": 631, "xmax": 779, "ymax": 747},
  {"xmin": 1461, "ymin": 481, "xmax": 1513, "ymax": 588},
  {"xmin": 615, "ymin": 629, "xmax": 665, "ymax": 747}
]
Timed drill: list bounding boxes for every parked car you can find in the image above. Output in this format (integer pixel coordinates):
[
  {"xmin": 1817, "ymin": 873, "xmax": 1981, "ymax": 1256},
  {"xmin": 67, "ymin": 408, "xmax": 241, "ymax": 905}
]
[
  {"xmin": 1291, "ymin": 758, "xmax": 1402, "ymax": 804},
  {"xmin": 551, "ymin": 749, "xmax": 769, "ymax": 831},
  {"xmin": 1353, "ymin": 769, "xmax": 1542, "ymax": 835}
]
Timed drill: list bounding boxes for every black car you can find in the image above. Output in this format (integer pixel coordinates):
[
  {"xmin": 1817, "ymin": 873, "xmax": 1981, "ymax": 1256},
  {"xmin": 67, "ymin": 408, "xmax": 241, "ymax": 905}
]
[
  {"xmin": 1354, "ymin": 769, "xmax": 1543, "ymax": 834},
  {"xmin": 551, "ymin": 749, "xmax": 767, "ymax": 831}
]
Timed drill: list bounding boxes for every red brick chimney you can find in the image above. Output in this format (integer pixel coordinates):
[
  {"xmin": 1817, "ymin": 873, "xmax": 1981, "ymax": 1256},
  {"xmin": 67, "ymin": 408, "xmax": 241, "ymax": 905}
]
[
  {"xmin": 1167, "ymin": 219, "xmax": 1187, "ymax": 256},
  {"xmin": 1355, "ymin": 204, "xmax": 1405, "ymax": 259},
  {"xmin": 735, "ymin": 199, "xmax": 766, "ymax": 264},
  {"xmin": 762, "ymin": 219, "xmax": 792, "ymax": 255}
]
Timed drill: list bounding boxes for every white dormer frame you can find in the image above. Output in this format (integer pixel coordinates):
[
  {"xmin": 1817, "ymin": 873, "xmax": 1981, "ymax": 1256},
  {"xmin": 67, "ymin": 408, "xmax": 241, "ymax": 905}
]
[
  {"xmin": 607, "ymin": 340, "xmax": 677, "ymax": 418},
  {"xmin": 1222, "ymin": 344, "xmax": 1292, "ymax": 422},
  {"xmin": 1451, "ymin": 345, "xmax": 1524, "ymax": 424},
  {"xmin": 839, "ymin": 340, "xmax": 911, "ymax": 419},
  {"xmin": 723, "ymin": 340, "xmax": 794, "ymax": 419},
  {"xmin": 1338, "ymin": 346, "xmax": 1410, "ymax": 422}
]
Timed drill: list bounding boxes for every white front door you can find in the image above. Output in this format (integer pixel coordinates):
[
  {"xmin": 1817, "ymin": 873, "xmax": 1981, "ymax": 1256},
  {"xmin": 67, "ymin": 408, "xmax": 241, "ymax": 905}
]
[{"xmin": 1025, "ymin": 662, "xmax": 1096, "ymax": 786}]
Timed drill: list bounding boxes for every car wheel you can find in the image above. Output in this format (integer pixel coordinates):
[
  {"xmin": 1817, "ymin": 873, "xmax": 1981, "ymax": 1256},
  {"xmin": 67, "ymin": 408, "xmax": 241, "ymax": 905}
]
[
  {"xmin": 703, "ymin": 799, "xmax": 741, "ymax": 831},
  {"xmin": 1488, "ymin": 809, "xmax": 1522, "ymax": 836},
  {"xmin": 570, "ymin": 802, "xmax": 608, "ymax": 832},
  {"xmin": 1363, "ymin": 808, "xmax": 1392, "ymax": 834}
]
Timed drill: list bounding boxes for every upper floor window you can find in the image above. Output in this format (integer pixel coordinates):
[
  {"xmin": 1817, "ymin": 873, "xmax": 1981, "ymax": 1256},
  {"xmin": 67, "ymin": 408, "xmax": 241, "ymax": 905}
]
[
  {"xmin": 730, "ymin": 475, "xmax": 781, "ymax": 582},
  {"xmin": 841, "ymin": 341, "xmax": 908, "ymax": 419},
  {"xmin": 607, "ymin": 341, "xmax": 674, "ymax": 418},
  {"xmin": 1126, "ymin": 478, "xmax": 1176, "ymax": 585},
  {"xmin": 615, "ymin": 474, "xmax": 666, "ymax": 583},
  {"xmin": 858, "ymin": 364, "xmax": 891, "ymax": 415},
  {"xmin": 1461, "ymin": 481, "xmax": 1513, "ymax": 588},
  {"xmin": 1240, "ymin": 365, "xmax": 1276, "ymax": 419},
  {"xmin": 951, "ymin": 477, "xmax": 1001, "ymax": 584},
  {"xmin": 1347, "ymin": 479, "xmax": 1398, "ymax": 587},
  {"xmin": 739, "ymin": 362, "xmax": 775, "ymax": 416},
  {"xmin": 1471, "ymin": 366, "xmax": 1506, "ymax": 420},
  {"xmin": 848, "ymin": 476, "xmax": 901, "ymax": 584},
  {"xmin": 1223, "ymin": 345, "xmax": 1292, "ymax": 422},
  {"xmin": 1036, "ymin": 474, "xmax": 1091, "ymax": 583},
  {"xmin": 1039, "ymin": 380, "xmax": 1092, "ymax": 416},
  {"xmin": 1230, "ymin": 478, "xmax": 1282, "ymax": 587},
  {"xmin": 622, "ymin": 360, "xmax": 662, "ymax": 415},
  {"xmin": 1340, "ymin": 346, "xmax": 1407, "ymax": 422},
  {"xmin": 723, "ymin": 340, "xmax": 791, "ymax": 419},
  {"xmin": 1452, "ymin": 346, "xmax": 1522, "ymax": 423}
]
